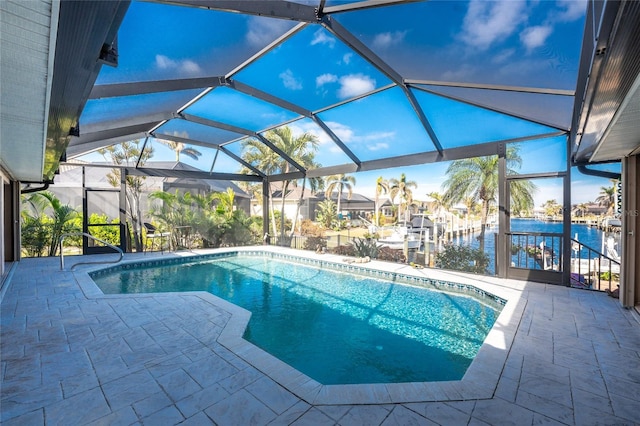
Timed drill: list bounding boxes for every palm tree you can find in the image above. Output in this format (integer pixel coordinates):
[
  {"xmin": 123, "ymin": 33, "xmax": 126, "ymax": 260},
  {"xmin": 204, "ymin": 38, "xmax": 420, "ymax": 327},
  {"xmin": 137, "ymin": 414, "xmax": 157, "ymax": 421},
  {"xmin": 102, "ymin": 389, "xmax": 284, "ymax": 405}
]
[
  {"xmin": 290, "ymin": 174, "xmax": 324, "ymax": 237},
  {"xmin": 374, "ymin": 177, "xmax": 389, "ymax": 226},
  {"xmin": 158, "ymin": 139, "xmax": 202, "ymax": 162},
  {"xmin": 542, "ymin": 199, "xmax": 562, "ymax": 217},
  {"xmin": 596, "ymin": 181, "xmax": 617, "ymax": 215},
  {"xmin": 463, "ymin": 196, "xmax": 477, "ymax": 218},
  {"xmin": 325, "ymin": 174, "xmax": 356, "ymax": 217},
  {"xmin": 574, "ymin": 202, "xmax": 589, "ymax": 217},
  {"xmin": 426, "ymin": 191, "xmax": 450, "ymax": 225},
  {"xmin": 441, "ymin": 146, "xmax": 536, "ymax": 251},
  {"xmin": 389, "ymin": 173, "xmax": 417, "ymax": 222},
  {"xmin": 212, "ymin": 188, "xmax": 236, "ymax": 219},
  {"xmin": 316, "ymin": 199, "xmax": 337, "ymax": 229},
  {"xmin": 242, "ymin": 126, "xmax": 319, "ymax": 242},
  {"xmin": 23, "ymin": 191, "xmax": 79, "ymax": 256},
  {"xmin": 98, "ymin": 140, "xmax": 153, "ymax": 252},
  {"xmin": 241, "ymin": 138, "xmax": 282, "ymax": 237}
]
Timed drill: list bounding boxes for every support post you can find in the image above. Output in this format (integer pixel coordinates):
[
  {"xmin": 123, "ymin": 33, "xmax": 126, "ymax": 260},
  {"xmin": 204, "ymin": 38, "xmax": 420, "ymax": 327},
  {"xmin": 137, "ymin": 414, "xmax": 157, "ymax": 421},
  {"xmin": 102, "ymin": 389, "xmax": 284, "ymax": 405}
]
[
  {"xmin": 497, "ymin": 143, "xmax": 507, "ymax": 278},
  {"xmin": 262, "ymin": 179, "xmax": 270, "ymax": 243},
  {"xmin": 562, "ymin": 138, "xmax": 572, "ymax": 285},
  {"xmin": 120, "ymin": 168, "xmax": 128, "ymax": 251},
  {"xmin": 621, "ymin": 155, "xmax": 638, "ymax": 308}
]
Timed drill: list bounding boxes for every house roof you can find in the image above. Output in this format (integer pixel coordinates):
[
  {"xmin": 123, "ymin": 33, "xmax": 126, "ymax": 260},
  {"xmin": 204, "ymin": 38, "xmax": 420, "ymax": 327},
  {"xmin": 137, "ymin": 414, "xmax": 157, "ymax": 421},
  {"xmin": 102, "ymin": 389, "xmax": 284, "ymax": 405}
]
[{"xmin": 53, "ymin": 161, "xmax": 249, "ymax": 197}]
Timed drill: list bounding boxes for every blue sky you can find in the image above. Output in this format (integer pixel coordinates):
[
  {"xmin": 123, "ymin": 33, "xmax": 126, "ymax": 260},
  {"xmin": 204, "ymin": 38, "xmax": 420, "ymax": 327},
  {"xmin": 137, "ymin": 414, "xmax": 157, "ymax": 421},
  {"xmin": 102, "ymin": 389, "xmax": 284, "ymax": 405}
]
[{"xmin": 80, "ymin": 0, "xmax": 615, "ymax": 208}]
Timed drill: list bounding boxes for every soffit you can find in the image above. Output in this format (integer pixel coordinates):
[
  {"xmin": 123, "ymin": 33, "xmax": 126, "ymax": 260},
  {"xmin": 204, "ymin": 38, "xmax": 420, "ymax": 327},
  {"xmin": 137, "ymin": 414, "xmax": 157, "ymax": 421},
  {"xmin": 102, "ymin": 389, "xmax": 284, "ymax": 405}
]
[
  {"xmin": 0, "ymin": 0, "xmax": 57, "ymax": 182},
  {"xmin": 573, "ymin": 1, "xmax": 640, "ymax": 164}
]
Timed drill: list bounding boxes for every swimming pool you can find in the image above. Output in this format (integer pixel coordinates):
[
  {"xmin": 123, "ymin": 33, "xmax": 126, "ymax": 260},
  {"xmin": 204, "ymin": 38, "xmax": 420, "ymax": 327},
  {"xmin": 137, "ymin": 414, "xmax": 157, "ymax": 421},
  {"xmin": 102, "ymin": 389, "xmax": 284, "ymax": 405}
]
[{"xmin": 91, "ymin": 251, "xmax": 504, "ymax": 385}]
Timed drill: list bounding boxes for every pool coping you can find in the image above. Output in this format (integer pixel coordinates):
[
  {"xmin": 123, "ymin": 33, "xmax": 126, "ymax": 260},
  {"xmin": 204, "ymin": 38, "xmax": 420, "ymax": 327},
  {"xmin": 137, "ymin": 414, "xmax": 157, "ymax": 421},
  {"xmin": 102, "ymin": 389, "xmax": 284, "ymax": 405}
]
[{"xmin": 73, "ymin": 246, "xmax": 526, "ymax": 405}]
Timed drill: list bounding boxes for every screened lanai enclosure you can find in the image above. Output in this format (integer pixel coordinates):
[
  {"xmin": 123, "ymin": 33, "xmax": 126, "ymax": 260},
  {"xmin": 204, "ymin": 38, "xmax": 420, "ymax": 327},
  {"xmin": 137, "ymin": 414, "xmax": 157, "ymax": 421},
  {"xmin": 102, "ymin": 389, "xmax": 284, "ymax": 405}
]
[{"xmin": 5, "ymin": 0, "xmax": 640, "ymax": 295}]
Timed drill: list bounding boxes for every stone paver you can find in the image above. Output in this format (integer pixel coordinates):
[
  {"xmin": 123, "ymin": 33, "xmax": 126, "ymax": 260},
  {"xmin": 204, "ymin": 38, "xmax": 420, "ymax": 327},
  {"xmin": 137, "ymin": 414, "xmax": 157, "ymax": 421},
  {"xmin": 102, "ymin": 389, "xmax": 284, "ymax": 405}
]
[{"xmin": 2, "ymin": 249, "xmax": 639, "ymax": 425}]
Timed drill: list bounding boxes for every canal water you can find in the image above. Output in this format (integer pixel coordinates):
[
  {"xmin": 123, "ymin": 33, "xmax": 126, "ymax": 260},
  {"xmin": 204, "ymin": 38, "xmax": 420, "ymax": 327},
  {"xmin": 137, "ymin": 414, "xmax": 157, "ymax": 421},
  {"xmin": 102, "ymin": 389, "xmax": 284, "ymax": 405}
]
[{"xmin": 442, "ymin": 218, "xmax": 619, "ymax": 275}]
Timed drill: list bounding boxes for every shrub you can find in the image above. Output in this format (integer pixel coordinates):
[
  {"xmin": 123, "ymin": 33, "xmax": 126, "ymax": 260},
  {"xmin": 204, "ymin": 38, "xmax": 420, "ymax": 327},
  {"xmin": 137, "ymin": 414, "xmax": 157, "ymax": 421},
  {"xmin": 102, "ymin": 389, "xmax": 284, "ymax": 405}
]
[
  {"xmin": 303, "ymin": 236, "xmax": 327, "ymax": 251},
  {"xmin": 352, "ymin": 238, "xmax": 382, "ymax": 258},
  {"xmin": 331, "ymin": 244, "xmax": 355, "ymax": 257},
  {"xmin": 376, "ymin": 247, "xmax": 406, "ymax": 263},
  {"xmin": 372, "ymin": 213, "xmax": 387, "ymax": 226},
  {"xmin": 599, "ymin": 271, "xmax": 620, "ymax": 281},
  {"xmin": 435, "ymin": 244, "xmax": 489, "ymax": 274},
  {"xmin": 21, "ymin": 215, "xmax": 51, "ymax": 257},
  {"xmin": 300, "ymin": 219, "xmax": 324, "ymax": 237}
]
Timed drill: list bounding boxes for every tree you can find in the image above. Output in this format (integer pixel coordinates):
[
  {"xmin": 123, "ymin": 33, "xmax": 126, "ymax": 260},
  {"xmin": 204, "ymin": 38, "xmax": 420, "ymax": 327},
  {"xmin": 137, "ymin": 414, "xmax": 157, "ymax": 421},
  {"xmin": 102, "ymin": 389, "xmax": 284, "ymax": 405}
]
[
  {"xmin": 211, "ymin": 187, "xmax": 236, "ymax": 219},
  {"xmin": 325, "ymin": 174, "xmax": 356, "ymax": 217},
  {"xmin": 316, "ymin": 199, "xmax": 337, "ymax": 229},
  {"xmin": 158, "ymin": 139, "xmax": 202, "ymax": 162},
  {"xmin": 98, "ymin": 140, "xmax": 153, "ymax": 252},
  {"xmin": 596, "ymin": 181, "xmax": 617, "ymax": 215},
  {"xmin": 427, "ymin": 192, "xmax": 449, "ymax": 219},
  {"xmin": 242, "ymin": 126, "xmax": 319, "ymax": 243},
  {"xmin": 290, "ymin": 174, "xmax": 324, "ymax": 237},
  {"xmin": 149, "ymin": 188, "xmax": 258, "ymax": 249},
  {"xmin": 441, "ymin": 146, "xmax": 536, "ymax": 251},
  {"xmin": 462, "ymin": 196, "xmax": 477, "ymax": 224},
  {"xmin": 148, "ymin": 190, "xmax": 198, "ymax": 249},
  {"xmin": 240, "ymin": 138, "xmax": 281, "ymax": 237},
  {"xmin": 22, "ymin": 191, "xmax": 79, "ymax": 256},
  {"xmin": 573, "ymin": 202, "xmax": 589, "ymax": 217},
  {"xmin": 389, "ymin": 173, "xmax": 417, "ymax": 222},
  {"xmin": 542, "ymin": 199, "xmax": 562, "ymax": 217},
  {"xmin": 374, "ymin": 177, "xmax": 389, "ymax": 226}
]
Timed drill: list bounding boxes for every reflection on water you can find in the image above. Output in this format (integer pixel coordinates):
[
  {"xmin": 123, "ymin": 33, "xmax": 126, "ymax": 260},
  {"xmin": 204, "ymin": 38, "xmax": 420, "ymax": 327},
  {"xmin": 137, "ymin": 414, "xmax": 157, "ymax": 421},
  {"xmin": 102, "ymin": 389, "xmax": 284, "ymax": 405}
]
[{"xmin": 441, "ymin": 219, "xmax": 617, "ymax": 275}]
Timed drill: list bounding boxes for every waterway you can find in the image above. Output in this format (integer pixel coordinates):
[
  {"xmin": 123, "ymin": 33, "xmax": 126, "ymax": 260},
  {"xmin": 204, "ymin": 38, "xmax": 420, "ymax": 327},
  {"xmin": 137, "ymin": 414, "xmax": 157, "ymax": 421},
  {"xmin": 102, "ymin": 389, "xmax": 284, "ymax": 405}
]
[{"xmin": 441, "ymin": 218, "xmax": 620, "ymax": 275}]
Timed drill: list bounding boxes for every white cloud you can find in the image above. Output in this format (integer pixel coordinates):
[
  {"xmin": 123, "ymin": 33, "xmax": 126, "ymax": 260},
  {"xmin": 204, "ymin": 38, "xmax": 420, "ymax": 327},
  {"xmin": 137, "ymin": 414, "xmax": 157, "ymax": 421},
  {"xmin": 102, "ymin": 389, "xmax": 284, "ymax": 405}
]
[
  {"xmin": 342, "ymin": 52, "xmax": 353, "ymax": 65},
  {"xmin": 316, "ymin": 73, "xmax": 338, "ymax": 87},
  {"xmin": 279, "ymin": 69, "xmax": 302, "ymax": 90},
  {"xmin": 367, "ymin": 142, "xmax": 389, "ymax": 151},
  {"xmin": 311, "ymin": 29, "xmax": 335, "ymax": 48},
  {"xmin": 460, "ymin": 0, "xmax": 527, "ymax": 50},
  {"xmin": 492, "ymin": 48, "xmax": 516, "ymax": 64},
  {"xmin": 360, "ymin": 131, "xmax": 395, "ymax": 142},
  {"xmin": 372, "ymin": 30, "xmax": 407, "ymax": 50},
  {"xmin": 337, "ymin": 74, "xmax": 376, "ymax": 99},
  {"xmin": 520, "ymin": 25, "xmax": 553, "ymax": 51},
  {"xmin": 291, "ymin": 120, "xmax": 357, "ymax": 156},
  {"xmin": 245, "ymin": 17, "xmax": 292, "ymax": 47},
  {"xmin": 555, "ymin": 0, "xmax": 587, "ymax": 22},
  {"xmin": 155, "ymin": 55, "xmax": 174, "ymax": 69},
  {"xmin": 155, "ymin": 54, "xmax": 202, "ymax": 76},
  {"xmin": 441, "ymin": 64, "xmax": 475, "ymax": 81},
  {"xmin": 324, "ymin": 121, "xmax": 354, "ymax": 142},
  {"xmin": 310, "ymin": 122, "xmax": 395, "ymax": 155}
]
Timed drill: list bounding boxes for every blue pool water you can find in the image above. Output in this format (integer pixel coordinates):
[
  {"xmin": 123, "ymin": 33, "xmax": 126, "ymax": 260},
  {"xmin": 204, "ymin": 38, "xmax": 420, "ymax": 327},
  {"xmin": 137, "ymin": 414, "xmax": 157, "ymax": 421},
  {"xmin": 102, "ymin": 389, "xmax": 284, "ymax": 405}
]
[{"xmin": 92, "ymin": 254, "xmax": 503, "ymax": 384}]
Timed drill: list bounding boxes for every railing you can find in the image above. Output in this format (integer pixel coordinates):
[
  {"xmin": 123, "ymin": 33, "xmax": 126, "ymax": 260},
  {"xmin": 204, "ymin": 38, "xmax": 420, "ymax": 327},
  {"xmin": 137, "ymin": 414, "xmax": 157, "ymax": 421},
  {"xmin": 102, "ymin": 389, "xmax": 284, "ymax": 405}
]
[
  {"xmin": 508, "ymin": 232, "xmax": 563, "ymax": 272},
  {"xmin": 60, "ymin": 232, "xmax": 124, "ymax": 271},
  {"xmin": 570, "ymin": 238, "xmax": 620, "ymax": 292},
  {"xmin": 273, "ymin": 234, "xmax": 356, "ymax": 250}
]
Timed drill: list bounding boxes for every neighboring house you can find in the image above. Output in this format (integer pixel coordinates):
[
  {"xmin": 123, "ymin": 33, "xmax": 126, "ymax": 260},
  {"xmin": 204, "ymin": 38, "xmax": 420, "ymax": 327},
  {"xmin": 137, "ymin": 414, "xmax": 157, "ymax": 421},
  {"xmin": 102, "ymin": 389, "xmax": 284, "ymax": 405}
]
[
  {"xmin": 582, "ymin": 203, "xmax": 608, "ymax": 216},
  {"xmin": 48, "ymin": 162, "xmax": 251, "ymax": 220},
  {"xmin": 252, "ymin": 183, "xmax": 318, "ymax": 222},
  {"xmin": 311, "ymin": 192, "xmax": 375, "ymax": 222},
  {"xmin": 251, "ymin": 186, "xmax": 376, "ymax": 223}
]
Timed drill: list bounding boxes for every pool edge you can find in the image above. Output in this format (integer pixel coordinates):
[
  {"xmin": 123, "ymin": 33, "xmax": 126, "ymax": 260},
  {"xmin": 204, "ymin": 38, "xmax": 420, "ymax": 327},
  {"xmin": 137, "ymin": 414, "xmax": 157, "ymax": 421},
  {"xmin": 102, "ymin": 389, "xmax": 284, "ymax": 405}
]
[{"xmin": 73, "ymin": 246, "xmax": 526, "ymax": 405}]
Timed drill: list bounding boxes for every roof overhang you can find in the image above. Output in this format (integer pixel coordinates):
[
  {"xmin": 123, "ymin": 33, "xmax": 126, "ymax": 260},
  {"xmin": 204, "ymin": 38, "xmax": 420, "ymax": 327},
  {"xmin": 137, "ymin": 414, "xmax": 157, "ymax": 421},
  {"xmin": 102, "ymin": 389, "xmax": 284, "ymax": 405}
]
[
  {"xmin": 0, "ymin": 0, "xmax": 129, "ymax": 182},
  {"xmin": 572, "ymin": 1, "xmax": 640, "ymax": 164}
]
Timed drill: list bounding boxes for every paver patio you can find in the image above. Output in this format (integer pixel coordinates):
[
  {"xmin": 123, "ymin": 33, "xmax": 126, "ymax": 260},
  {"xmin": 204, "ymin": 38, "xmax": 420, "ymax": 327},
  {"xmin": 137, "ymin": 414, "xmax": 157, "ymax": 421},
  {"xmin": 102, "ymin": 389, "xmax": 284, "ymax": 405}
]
[{"xmin": 1, "ymin": 248, "xmax": 639, "ymax": 425}]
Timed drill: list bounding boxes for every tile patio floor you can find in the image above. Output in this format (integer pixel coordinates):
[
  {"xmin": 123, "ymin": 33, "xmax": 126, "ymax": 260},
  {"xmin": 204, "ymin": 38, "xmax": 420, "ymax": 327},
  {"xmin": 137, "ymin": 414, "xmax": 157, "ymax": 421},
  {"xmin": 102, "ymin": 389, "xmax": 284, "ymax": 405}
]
[{"xmin": 1, "ymin": 247, "xmax": 639, "ymax": 425}]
